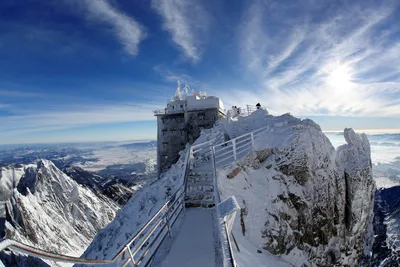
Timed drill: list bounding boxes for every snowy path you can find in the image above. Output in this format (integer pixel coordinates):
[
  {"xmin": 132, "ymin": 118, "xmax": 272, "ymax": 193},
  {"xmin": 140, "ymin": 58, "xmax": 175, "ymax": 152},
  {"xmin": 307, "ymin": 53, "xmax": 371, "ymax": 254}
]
[{"xmin": 155, "ymin": 208, "xmax": 217, "ymax": 267}]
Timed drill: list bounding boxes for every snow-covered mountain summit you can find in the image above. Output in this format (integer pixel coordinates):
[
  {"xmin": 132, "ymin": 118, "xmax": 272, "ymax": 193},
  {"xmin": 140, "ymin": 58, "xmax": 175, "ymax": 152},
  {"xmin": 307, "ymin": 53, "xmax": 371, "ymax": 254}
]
[
  {"xmin": 2, "ymin": 159, "xmax": 119, "ymax": 264},
  {"xmin": 214, "ymin": 110, "xmax": 375, "ymax": 266},
  {"xmin": 75, "ymin": 109, "xmax": 374, "ymax": 267}
]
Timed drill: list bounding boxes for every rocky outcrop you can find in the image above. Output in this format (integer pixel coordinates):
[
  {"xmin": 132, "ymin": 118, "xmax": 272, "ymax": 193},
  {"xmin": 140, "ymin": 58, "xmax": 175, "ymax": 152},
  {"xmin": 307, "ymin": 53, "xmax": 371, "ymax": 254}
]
[
  {"xmin": 3, "ymin": 159, "xmax": 119, "ymax": 261},
  {"xmin": 217, "ymin": 111, "xmax": 375, "ymax": 266}
]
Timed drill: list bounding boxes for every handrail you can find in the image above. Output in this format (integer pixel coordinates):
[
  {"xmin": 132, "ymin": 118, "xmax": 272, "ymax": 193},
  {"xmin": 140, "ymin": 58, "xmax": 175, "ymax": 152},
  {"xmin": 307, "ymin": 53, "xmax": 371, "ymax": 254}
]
[
  {"xmin": 213, "ymin": 125, "xmax": 269, "ymax": 168},
  {"xmin": 246, "ymin": 105, "xmax": 267, "ymax": 116},
  {"xmin": 210, "ymin": 125, "xmax": 271, "ymax": 267},
  {"xmin": 0, "ymin": 239, "xmax": 113, "ymax": 264},
  {"xmin": 0, "ymin": 147, "xmax": 193, "ymax": 266},
  {"xmin": 211, "ymin": 146, "xmax": 237, "ymax": 267}
]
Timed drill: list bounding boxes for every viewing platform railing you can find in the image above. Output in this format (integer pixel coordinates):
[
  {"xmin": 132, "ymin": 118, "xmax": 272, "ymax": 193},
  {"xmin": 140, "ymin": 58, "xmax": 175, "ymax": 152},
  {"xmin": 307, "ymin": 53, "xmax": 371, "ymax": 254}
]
[{"xmin": 212, "ymin": 126, "xmax": 268, "ymax": 168}]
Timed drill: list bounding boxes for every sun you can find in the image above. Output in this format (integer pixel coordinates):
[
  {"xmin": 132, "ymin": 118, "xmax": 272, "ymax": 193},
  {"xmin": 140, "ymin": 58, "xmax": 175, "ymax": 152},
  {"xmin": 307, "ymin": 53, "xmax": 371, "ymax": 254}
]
[{"xmin": 327, "ymin": 64, "xmax": 353, "ymax": 91}]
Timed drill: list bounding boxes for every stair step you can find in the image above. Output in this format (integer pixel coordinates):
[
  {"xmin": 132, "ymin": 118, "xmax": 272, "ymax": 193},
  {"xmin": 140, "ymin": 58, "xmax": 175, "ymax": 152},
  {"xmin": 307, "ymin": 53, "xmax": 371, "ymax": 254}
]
[
  {"xmin": 187, "ymin": 176, "xmax": 213, "ymax": 183},
  {"xmin": 185, "ymin": 191, "xmax": 215, "ymax": 201},
  {"xmin": 189, "ymin": 172, "xmax": 212, "ymax": 177},
  {"xmin": 186, "ymin": 183, "xmax": 214, "ymax": 192},
  {"xmin": 185, "ymin": 200, "xmax": 215, "ymax": 208}
]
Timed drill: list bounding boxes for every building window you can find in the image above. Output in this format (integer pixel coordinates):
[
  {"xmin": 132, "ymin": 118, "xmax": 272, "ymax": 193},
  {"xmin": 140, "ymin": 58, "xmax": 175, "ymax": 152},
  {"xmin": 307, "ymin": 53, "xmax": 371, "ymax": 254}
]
[
  {"xmin": 172, "ymin": 105, "xmax": 175, "ymax": 110},
  {"xmin": 162, "ymin": 130, "xmax": 167, "ymax": 136},
  {"xmin": 180, "ymin": 130, "xmax": 184, "ymax": 136},
  {"xmin": 163, "ymin": 142, "xmax": 168, "ymax": 149},
  {"xmin": 171, "ymin": 130, "xmax": 176, "ymax": 135},
  {"xmin": 180, "ymin": 104, "xmax": 183, "ymax": 109}
]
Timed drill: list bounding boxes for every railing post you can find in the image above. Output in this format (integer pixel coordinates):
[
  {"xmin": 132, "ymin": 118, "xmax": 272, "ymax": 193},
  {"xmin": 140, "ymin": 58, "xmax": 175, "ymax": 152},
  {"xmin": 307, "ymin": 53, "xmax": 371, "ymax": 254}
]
[
  {"xmin": 211, "ymin": 145, "xmax": 216, "ymax": 170},
  {"xmin": 126, "ymin": 245, "xmax": 137, "ymax": 267},
  {"xmin": 251, "ymin": 132, "xmax": 255, "ymax": 148},
  {"xmin": 165, "ymin": 207, "xmax": 172, "ymax": 238},
  {"xmin": 232, "ymin": 139, "xmax": 237, "ymax": 161}
]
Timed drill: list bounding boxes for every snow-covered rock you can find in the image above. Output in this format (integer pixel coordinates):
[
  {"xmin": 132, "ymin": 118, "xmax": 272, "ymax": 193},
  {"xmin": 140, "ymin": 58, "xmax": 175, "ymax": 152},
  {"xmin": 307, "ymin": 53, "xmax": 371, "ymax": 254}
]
[
  {"xmin": 214, "ymin": 110, "xmax": 375, "ymax": 266},
  {"xmin": 2, "ymin": 159, "xmax": 119, "ymax": 263},
  {"xmin": 76, "ymin": 148, "xmax": 189, "ymax": 266},
  {"xmin": 0, "ymin": 165, "xmax": 33, "ymax": 201}
]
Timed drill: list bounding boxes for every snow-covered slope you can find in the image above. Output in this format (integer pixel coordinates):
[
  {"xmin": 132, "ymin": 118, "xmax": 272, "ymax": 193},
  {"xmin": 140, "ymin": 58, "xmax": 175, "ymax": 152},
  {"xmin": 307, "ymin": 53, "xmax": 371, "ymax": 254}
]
[
  {"xmin": 0, "ymin": 165, "xmax": 33, "ymax": 201},
  {"xmin": 213, "ymin": 110, "xmax": 375, "ymax": 266},
  {"xmin": 2, "ymin": 159, "xmax": 119, "ymax": 264},
  {"xmin": 76, "ymin": 148, "xmax": 188, "ymax": 265}
]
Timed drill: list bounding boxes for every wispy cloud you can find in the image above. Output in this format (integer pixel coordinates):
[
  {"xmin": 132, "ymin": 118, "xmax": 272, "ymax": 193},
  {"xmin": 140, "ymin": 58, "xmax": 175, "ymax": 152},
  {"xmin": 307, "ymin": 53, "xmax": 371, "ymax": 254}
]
[
  {"xmin": 153, "ymin": 65, "xmax": 195, "ymax": 84},
  {"xmin": 80, "ymin": 0, "xmax": 145, "ymax": 56},
  {"xmin": 1, "ymin": 102, "xmax": 160, "ymax": 137},
  {"xmin": 237, "ymin": 0, "xmax": 400, "ymax": 118},
  {"xmin": 151, "ymin": 0, "xmax": 208, "ymax": 62}
]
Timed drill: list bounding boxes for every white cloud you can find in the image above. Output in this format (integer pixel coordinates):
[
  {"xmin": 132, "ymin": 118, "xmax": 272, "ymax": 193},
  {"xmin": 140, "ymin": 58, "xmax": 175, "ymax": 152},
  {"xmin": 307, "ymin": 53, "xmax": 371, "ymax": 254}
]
[
  {"xmin": 0, "ymin": 103, "xmax": 160, "ymax": 136},
  {"xmin": 238, "ymin": 0, "xmax": 400, "ymax": 118},
  {"xmin": 81, "ymin": 0, "xmax": 145, "ymax": 55},
  {"xmin": 151, "ymin": 0, "xmax": 208, "ymax": 62}
]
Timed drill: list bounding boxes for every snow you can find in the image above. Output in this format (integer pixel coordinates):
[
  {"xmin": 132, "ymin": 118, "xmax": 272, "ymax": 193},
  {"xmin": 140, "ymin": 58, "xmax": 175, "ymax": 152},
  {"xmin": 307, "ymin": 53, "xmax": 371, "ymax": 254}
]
[
  {"xmin": 210, "ymin": 110, "xmax": 374, "ymax": 266},
  {"xmin": 325, "ymin": 131, "xmax": 400, "ymax": 189},
  {"xmin": 4, "ymin": 159, "xmax": 118, "ymax": 266},
  {"xmin": 217, "ymin": 196, "xmax": 240, "ymax": 218},
  {"xmin": 78, "ymin": 148, "xmax": 189, "ymax": 264},
  {"xmin": 231, "ymin": 217, "xmax": 293, "ymax": 267},
  {"xmin": 0, "ymin": 165, "xmax": 34, "ymax": 200},
  {"xmin": 155, "ymin": 208, "xmax": 217, "ymax": 267}
]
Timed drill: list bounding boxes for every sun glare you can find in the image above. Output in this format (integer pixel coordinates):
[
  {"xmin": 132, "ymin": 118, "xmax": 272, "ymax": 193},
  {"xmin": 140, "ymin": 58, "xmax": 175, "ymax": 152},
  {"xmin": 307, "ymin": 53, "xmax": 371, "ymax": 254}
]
[{"xmin": 327, "ymin": 64, "xmax": 353, "ymax": 91}]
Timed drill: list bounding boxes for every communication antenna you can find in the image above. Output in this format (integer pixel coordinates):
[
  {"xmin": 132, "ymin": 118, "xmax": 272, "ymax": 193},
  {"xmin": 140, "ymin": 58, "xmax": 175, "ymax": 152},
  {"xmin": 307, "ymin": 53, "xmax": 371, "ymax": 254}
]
[{"xmin": 175, "ymin": 80, "xmax": 182, "ymax": 100}]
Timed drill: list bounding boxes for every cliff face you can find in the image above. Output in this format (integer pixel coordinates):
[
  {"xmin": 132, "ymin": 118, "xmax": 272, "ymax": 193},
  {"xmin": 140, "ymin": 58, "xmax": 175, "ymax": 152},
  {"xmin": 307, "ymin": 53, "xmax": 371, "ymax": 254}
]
[
  {"xmin": 216, "ymin": 111, "xmax": 375, "ymax": 266},
  {"xmin": 3, "ymin": 159, "xmax": 118, "ymax": 260}
]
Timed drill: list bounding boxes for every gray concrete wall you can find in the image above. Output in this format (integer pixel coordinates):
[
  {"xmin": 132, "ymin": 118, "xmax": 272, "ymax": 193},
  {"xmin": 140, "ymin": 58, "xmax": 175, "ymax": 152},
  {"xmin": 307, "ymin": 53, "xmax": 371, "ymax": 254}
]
[
  {"xmin": 156, "ymin": 108, "xmax": 225, "ymax": 175},
  {"xmin": 156, "ymin": 113, "xmax": 187, "ymax": 175},
  {"xmin": 185, "ymin": 108, "xmax": 219, "ymax": 143}
]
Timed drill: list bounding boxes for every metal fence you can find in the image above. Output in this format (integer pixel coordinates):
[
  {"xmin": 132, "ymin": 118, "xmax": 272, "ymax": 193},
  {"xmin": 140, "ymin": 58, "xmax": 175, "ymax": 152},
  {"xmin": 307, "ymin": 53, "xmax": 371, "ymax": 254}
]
[
  {"xmin": 212, "ymin": 126, "xmax": 268, "ymax": 168},
  {"xmin": 246, "ymin": 105, "xmax": 267, "ymax": 116}
]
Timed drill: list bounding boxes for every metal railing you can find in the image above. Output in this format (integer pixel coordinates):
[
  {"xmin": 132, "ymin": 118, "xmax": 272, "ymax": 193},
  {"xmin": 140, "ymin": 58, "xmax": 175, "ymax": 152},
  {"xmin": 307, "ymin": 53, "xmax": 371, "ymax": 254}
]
[
  {"xmin": 190, "ymin": 132, "xmax": 225, "ymax": 166},
  {"xmin": 212, "ymin": 126, "xmax": 269, "ymax": 168},
  {"xmin": 154, "ymin": 107, "xmax": 226, "ymax": 116},
  {"xmin": 188, "ymin": 137, "xmax": 238, "ymax": 267},
  {"xmin": 153, "ymin": 109, "xmax": 184, "ymax": 115},
  {"xmin": 209, "ymin": 125, "xmax": 271, "ymax": 267},
  {"xmin": 0, "ymin": 147, "xmax": 192, "ymax": 267},
  {"xmin": 246, "ymin": 105, "xmax": 267, "ymax": 116}
]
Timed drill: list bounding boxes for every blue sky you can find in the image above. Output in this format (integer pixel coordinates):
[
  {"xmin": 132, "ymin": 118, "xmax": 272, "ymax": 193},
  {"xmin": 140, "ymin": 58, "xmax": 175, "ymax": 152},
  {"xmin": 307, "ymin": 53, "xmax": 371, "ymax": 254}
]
[{"xmin": 1, "ymin": 0, "xmax": 399, "ymax": 144}]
